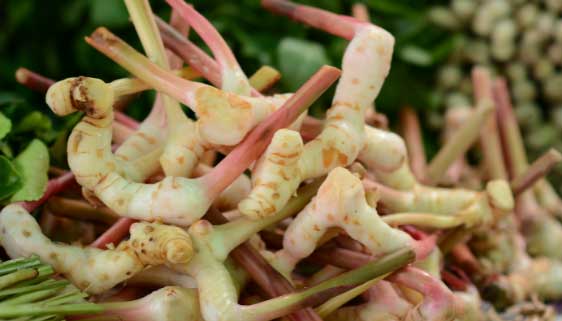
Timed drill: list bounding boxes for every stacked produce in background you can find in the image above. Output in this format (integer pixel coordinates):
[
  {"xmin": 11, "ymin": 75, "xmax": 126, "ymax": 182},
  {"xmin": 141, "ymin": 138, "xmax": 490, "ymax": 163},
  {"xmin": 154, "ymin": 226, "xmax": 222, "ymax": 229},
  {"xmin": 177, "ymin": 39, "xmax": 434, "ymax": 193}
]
[{"xmin": 429, "ymin": 0, "xmax": 562, "ymax": 192}]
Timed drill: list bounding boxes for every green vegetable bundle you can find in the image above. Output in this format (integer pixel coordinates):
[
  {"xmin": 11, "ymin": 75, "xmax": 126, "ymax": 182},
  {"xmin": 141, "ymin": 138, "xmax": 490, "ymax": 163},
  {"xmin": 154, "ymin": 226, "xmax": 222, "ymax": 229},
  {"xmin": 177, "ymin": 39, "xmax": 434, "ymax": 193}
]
[{"xmin": 0, "ymin": 256, "xmax": 101, "ymax": 320}]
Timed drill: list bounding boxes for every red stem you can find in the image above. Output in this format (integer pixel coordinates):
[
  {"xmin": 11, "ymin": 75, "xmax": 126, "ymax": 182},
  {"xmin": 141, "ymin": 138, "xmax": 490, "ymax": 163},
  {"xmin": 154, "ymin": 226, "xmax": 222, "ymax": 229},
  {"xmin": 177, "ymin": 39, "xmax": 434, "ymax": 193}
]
[
  {"xmin": 90, "ymin": 218, "xmax": 137, "ymax": 249},
  {"xmin": 400, "ymin": 107, "xmax": 427, "ymax": 182}
]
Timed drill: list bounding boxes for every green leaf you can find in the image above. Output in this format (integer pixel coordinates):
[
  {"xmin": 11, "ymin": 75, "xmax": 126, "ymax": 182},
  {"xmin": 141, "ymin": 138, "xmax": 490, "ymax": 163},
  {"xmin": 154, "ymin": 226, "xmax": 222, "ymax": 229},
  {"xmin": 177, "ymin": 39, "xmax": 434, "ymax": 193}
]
[
  {"xmin": 13, "ymin": 111, "xmax": 51, "ymax": 134},
  {"xmin": 9, "ymin": 139, "xmax": 49, "ymax": 202},
  {"xmin": 0, "ymin": 112, "xmax": 12, "ymax": 140},
  {"xmin": 0, "ymin": 156, "xmax": 23, "ymax": 201},
  {"xmin": 277, "ymin": 37, "xmax": 331, "ymax": 92}
]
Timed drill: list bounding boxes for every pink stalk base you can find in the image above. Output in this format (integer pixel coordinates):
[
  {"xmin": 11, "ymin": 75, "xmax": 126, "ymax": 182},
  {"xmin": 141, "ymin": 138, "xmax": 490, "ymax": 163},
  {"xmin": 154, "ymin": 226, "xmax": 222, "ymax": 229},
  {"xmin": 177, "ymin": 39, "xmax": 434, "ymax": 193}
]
[
  {"xmin": 201, "ymin": 66, "xmax": 341, "ymax": 199},
  {"xmin": 472, "ymin": 67, "xmax": 508, "ymax": 180},
  {"xmin": 157, "ymin": 16, "xmax": 222, "ymax": 87}
]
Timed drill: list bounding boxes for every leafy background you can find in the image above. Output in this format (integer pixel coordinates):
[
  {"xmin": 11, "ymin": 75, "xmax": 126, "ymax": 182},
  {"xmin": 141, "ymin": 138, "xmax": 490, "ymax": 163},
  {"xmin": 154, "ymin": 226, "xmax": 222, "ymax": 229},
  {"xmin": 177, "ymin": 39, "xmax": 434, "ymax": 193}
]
[{"xmin": 0, "ymin": 0, "xmax": 455, "ymax": 202}]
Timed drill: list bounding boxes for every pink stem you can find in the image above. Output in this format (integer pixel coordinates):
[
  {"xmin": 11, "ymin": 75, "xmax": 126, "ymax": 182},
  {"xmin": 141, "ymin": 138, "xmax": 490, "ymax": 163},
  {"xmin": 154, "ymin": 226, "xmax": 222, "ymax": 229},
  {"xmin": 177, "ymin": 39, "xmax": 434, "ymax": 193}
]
[
  {"xmin": 114, "ymin": 112, "xmax": 140, "ymax": 130},
  {"xmin": 19, "ymin": 172, "xmax": 76, "ymax": 212},
  {"xmin": 167, "ymin": 9, "xmax": 190, "ymax": 70},
  {"xmin": 166, "ymin": 0, "xmax": 241, "ymax": 71},
  {"xmin": 300, "ymin": 116, "xmax": 323, "ymax": 141},
  {"xmin": 156, "ymin": 16, "xmax": 222, "ymax": 87},
  {"xmin": 387, "ymin": 267, "xmax": 454, "ymax": 310},
  {"xmin": 90, "ymin": 218, "xmax": 137, "ymax": 249},
  {"xmin": 15, "ymin": 68, "xmax": 54, "ymax": 93},
  {"xmin": 201, "ymin": 65, "xmax": 341, "ymax": 198},
  {"xmin": 261, "ymin": 0, "xmax": 364, "ymax": 40},
  {"xmin": 472, "ymin": 67, "xmax": 508, "ymax": 180},
  {"xmin": 86, "ymin": 27, "xmax": 201, "ymax": 107}
]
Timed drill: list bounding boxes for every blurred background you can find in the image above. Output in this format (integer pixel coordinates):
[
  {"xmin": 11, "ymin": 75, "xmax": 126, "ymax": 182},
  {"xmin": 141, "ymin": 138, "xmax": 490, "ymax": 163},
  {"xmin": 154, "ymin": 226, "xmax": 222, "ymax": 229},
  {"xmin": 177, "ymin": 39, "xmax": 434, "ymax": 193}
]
[{"xmin": 1, "ymin": 0, "xmax": 561, "ymax": 194}]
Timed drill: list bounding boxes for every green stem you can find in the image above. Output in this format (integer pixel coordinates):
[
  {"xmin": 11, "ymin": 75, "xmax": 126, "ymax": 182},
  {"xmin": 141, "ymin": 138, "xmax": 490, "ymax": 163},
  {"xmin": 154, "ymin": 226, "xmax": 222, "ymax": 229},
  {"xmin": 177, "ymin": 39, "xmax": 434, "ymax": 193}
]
[
  {"xmin": 0, "ymin": 269, "xmax": 38, "ymax": 290},
  {"xmin": 0, "ymin": 280, "xmax": 67, "ymax": 299},
  {"xmin": 426, "ymin": 99, "xmax": 493, "ymax": 184},
  {"xmin": 0, "ymin": 303, "xmax": 102, "ymax": 318},
  {"xmin": 28, "ymin": 315, "xmax": 64, "ymax": 321},
  {"xmin": 0, "ymin": 288, "xmax": 60, "ymax": 306},
  {"xmin": 382, "ymin": 212, "xmax": 465, "ymax": 229},
  {"xmin": 246, "ymin": 247, "xmax": 414, "ymax": 319},
  {"xmin": 211, "ymin": 179, "xmax": 323, "ymax": 259},
  {"xmin": 16, "ymin": 265, "xmax": 54, "ymax": 287},
  {"xmin": 316, "ymin": 274, "xmax": 388, "ymax": 318},
  {"xmin": 43, "ymin": 290, "xmax": 87, "ymax": 306},
  {"xmin": 0, "ymin": 256, "xmax": 42, "ymax": 276},
  {"xmin": 124, "ymin": 0, "xmax": 186, "ymax": 126},
  {"xmin": 124, "ymin": 0, "xmax": 169, "ymax": 68}
]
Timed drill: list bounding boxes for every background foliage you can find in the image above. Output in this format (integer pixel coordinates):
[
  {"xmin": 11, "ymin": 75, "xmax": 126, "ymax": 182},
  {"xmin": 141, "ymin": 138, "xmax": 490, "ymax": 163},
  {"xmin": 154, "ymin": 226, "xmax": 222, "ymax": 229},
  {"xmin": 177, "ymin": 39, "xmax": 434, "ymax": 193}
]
[{"xmin": 0, "ymin": 0, "xmax": 455, "ymax": 201}]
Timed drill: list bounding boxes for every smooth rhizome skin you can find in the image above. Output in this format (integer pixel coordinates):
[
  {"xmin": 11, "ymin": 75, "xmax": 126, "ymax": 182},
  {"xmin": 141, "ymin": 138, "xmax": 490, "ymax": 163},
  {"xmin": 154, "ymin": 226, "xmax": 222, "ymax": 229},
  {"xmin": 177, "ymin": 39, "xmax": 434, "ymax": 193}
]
[
  {"xmin": 46, "ymin": 77, "xmax": 163, "ymax": 185},
  {"xmin": 238, "ymin": 2, "xmax": 509, "ymax": 226},
  {"xmin": 100, "ymin": 286, "xmax": 203, "ymax": 321},
  {"xmin": 260, "ymin": 167, "xmax": 415, "ymax": 277},
  {"xmin": 0, "ymin": 204, "xmax": 193, "ymax": 294},
  {"xmin": 47, "ymin": 50, "xmax": 339, "ymax": 225},
  {"xmin": 238, "ymin": 0, "xmax": 396, "ymax": 219}
]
